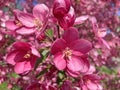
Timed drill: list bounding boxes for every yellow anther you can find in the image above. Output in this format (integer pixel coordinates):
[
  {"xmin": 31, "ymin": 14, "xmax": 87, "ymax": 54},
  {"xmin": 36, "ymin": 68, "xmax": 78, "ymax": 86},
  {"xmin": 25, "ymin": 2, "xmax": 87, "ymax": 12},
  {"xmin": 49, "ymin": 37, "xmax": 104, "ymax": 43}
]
[
  {"xmin": 63, "ymin": 48, "xmax": 72, "ymax": 58},
  {"xmin": 15, "ymin": 20, "xmax": 22, "ymax": 26},
  {"xmin": 24, "ymin": 53, "xmax": 31, "ymax": 58},
  {"xmin": 34, "ymin": 18, "xmax": 41, "ymax": 27}
]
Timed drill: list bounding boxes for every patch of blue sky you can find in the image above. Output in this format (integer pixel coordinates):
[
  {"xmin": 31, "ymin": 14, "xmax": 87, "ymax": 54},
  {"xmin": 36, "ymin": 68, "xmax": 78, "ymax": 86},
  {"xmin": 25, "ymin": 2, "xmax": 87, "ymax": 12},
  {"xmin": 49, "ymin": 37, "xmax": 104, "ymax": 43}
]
[
  {"xmin": 16, "ymin": 0, "xmax": 25, "ymax": 10},
  {"xmin": 32, "ymin": 0, "xmax": 39, "ymax": 6}
]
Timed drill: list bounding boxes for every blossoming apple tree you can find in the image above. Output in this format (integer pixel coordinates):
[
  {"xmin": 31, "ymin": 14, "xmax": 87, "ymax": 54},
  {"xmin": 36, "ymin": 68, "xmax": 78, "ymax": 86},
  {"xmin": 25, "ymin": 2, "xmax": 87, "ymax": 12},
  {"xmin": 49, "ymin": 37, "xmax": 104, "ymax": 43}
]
[{"xmin": 0, "ymin": 0, "xmax": 120, "ymax": 90}]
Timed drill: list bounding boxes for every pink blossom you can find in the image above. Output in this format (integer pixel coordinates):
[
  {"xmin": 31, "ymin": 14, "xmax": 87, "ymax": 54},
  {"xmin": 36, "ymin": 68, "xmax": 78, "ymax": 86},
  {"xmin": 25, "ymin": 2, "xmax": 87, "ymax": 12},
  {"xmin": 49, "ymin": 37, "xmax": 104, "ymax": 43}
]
[
  {"xmin": 80, "ymin": 74, "xmax": 103, "ymax": 90},
  {"xmin": 17, "ymin": 4, "xmax": 49, "ymax": 28},
  {"xmin": 6, "ymin": 4, "xmax": 49, "ymax": 35},
  {"xmin": 5, "ymin": 10, "xmax": 27, "ymax": 34},
  {"xmin": 90, "ymin": 16, "xmax": 111, "ymax": 50},
  {"xmin": 53, "ymin": 0, "xmax": 71, "ymax": 19},
  {"xmin": 6, "ymin": 42, "xmax": 40, "ymax": 74},
  {"xmin": 51, "ymin": 27, "xmax": 92, "ymax": 77},
  {"xmin": 58, "ymin": 6, "xmax": 75, "ymax": 30}
]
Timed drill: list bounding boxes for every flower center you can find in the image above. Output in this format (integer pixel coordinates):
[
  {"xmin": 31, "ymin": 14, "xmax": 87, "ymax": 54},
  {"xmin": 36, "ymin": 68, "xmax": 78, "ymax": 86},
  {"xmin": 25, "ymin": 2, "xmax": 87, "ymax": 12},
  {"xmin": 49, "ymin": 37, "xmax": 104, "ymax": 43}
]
[
  {"xmin": 63, "ymin": 47, "xmax": 72, "ymax": 58},
  {"xmin": 34, "ymin": 18, "xmax": 42, "ymax": 27},
  {"xmin": 24, "ymin": 53, "xmax": 31, "ymax": 58},
  {"xmin": 15, "ymin": 20, "xmax": 22, "ymax": 26}
]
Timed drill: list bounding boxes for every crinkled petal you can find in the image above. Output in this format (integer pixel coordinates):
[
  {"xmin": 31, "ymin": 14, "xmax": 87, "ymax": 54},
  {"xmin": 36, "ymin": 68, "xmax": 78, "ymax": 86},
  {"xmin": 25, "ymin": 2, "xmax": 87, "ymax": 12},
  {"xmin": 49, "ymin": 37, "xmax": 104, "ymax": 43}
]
[
  {"xmin": 66, "ymin": 69, "xmax": 80, "ymax": 77},
  {"xmin": 5, "ymin": 20, "xmax": 20, "ymax": 30},
  {"xmin": 74, "ymin": 15, "xmax": 89, "ymax": 25},
  {"xmin": 51, "ymin": 38, "xmax": 66, "ymax": 55},
  {"xmin": 53, "ymin": 53, "xmax": 66, "ymax": 70},
  {"xmin": 63, "ymin": 27, "xmax": 79, "ymax": 43},
  {"xmin": 70, "ymin": 39, "xmax": 92, "ymax": 54},
  {"xmin": 86, "ymin": 82, "xmax": 99, "ymax": 90},
  {"xmin": 31, "ymin": 47, "xmax": 40, "ymax": 57},
  {"xmin": 33, "ymin": 4, "xmax": 49, "ymax": 22},
  {"xmin": 17, "ymin": 12, "xmax": 35, "ymax": 27},
  {"xmin": 6, "ymin": 50, "xmax": 19, "ymax": 65},
  {"xmin": 16, "ymin": 27, "xmax": 36, "ymax": 35},
  {"xmin": 67, "ymin": 56, "xmax": 84, "ymax": 72},
  {"xmin": 14, "ymin": 61, "xmax": 32, "ymax": 74}
]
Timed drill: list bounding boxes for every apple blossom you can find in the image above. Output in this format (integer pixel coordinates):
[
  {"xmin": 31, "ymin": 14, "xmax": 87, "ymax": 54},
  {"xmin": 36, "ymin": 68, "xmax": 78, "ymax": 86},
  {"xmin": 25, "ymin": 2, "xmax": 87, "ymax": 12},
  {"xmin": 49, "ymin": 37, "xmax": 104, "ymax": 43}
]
[
  {"xmin": 6, "ymin": 42, "xmax": 40, "ymax": 74},
  {"xmin": 53, "ymin": 0, "xmax": 71, "ymax": 19},
  {"xmin": 80, "ymin": 74, "xmax": 103, "ymax": 90},
  {"xmin": 51, "ymin": 27, "xmax": 92, "ymax": 77}
]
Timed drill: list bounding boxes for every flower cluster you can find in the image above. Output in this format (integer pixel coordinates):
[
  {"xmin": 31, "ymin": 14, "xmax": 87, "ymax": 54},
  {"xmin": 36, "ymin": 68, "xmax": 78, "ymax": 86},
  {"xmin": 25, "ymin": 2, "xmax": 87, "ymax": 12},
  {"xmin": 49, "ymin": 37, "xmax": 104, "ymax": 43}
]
[{"xmin": 0, "ymin": 0, "xmax": 120, "ymax": 90}]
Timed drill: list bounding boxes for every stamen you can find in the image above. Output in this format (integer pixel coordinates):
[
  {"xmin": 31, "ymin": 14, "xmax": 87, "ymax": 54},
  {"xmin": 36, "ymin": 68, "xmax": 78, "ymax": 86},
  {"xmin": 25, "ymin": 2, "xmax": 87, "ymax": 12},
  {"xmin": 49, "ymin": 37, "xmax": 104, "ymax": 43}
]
[
  {"xmin": 24, "ymin": 53, "xmax": 31, "ymax": 58},
  {"xmin": 34, "ymin": 18, "xmax": 41, "ymax": 27},
  {"xmin": 15, "ymin": 20, "xmax": 22, "ymax": 26},
  {"xmin": 63, "ymin": 47, "xmax": 72, "ymax": 58}
]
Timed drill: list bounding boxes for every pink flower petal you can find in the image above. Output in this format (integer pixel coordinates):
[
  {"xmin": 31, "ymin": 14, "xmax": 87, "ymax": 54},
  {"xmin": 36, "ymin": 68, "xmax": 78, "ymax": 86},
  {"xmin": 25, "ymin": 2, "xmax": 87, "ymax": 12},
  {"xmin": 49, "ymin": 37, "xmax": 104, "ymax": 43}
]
[
  {"xmin": 74, "ymin": 15, "xmax": 89, "ymax": 25},
  {"xmin": 86, "ymin": 82, "xmax": 99, "ymax": 90},
  {"xmin": 83, "ymin": 74, "xmax": 101, "ymax": 81},
  {"xmin": 72, "ymin": 50, "xmax": 83, "ymax": 57},
  {"xmin": 30, "ymin": 55, "xmax": 37, "ymax": 67},
  {"xmin": 14, "ymin": 61, "xmax": 32, "ymax": 74},
  {"xmin": 86, "ymin": 65, "xmax": 96, "ymax": 74},
  {"xmin": 51, "ymin": 38, "xmax": 66, "ymax": 55},
  {"xmin": 12, "ymin": 42, "xmax": 31, "ymax": 51},
  {"xmin": 31, "ymin": 47, "xmax": 40, "ymax": 57},
  {"xmin": 81, "ymin": 85, "xmax": 88, "ymax": 90},
  {"xmin": 66, "ymin": 69, "xmax": 80, "ymax": 77},
  {"xmin": 80, "ymin": 58, "xmax": 90, "ymax": 73},
  {"xmin": 16, "ymin": 27, "xmax": 36, "ymax": 35},
  {"xmin": 53, "ymin": 53, "xmax": 66, "ymax": 70},
  {"xmin": 97, "ymin": 28, "xmax": 107, "ymax": 38},
  {"xmin": 17, "ymin": 12, "xmax": 35, "ymax": 27},
  {"xmin": 70, "ymin": 39, "xmax": 92, "ymax": 54},
  {"xmin": 53, "ymin": 0, "xmax": 71, "ymax": 18},
  {"xmin": 6, "ymin": 50, "xmax": 19, "ymax": 65},
  {"xmin": 5, "ymin": 20, "xmax": 19, "ymax": 30},
  {"xmin": 67, "ymin": 56, "xmax": 84, "ymax": 72},
  {"xmin": 63, "ymin": 27, "xmax": 79, "ymax": 43},
  {"xmin": 59, "ymin": 6, "xmax": 75, "ymax": 30},
  {"xmin": 33, "ymin": 4, "xmax": 49, "ymax": 22},
  {"xmin": 100, "ymin": 38, "xmax": 111, "ymax": 50}
]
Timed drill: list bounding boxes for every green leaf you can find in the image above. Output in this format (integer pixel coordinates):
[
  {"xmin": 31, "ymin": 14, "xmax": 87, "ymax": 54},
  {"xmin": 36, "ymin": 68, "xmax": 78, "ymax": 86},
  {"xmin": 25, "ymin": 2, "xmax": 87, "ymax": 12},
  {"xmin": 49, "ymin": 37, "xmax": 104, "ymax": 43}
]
[
  {"xmin": 11, "ymin": 85, "xmax": 21, "ymax": 90},
  {"xmin": 0, "ymin": 82, "xmax": 8, "ymax": 90},
  {"xmin": 11, "ymin": 73, "xmax": 20, "ymax": 78},
  {"xmin": 99, "ymin": 66, "xmax": 117, "ymax": 75},
  {"xmin": 45, "ymin": 29, "xmax": 53, "ymax": 39},
  {"xmin": 57, "ymin": 71, "xmax": 65, "ymax": 86},
  {"xmin": 7, "ymin": 72, "xmax": 20, "ymax": 79},
  {"xmin": 58, "ymin": 71, "xmax": 65, "ymax": 80}
]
